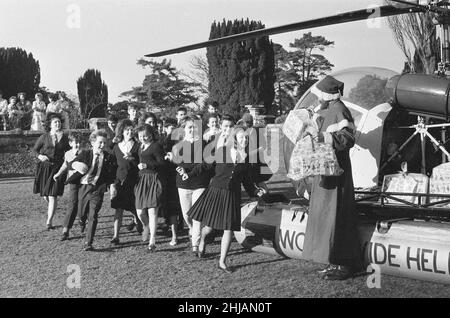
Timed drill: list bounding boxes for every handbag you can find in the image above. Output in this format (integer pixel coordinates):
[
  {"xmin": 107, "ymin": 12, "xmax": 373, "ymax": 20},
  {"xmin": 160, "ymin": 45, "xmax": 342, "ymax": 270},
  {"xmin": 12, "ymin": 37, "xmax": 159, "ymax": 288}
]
[{"xmin": 287, "ymin": 135, "xmax": 343, "ymax": 181}]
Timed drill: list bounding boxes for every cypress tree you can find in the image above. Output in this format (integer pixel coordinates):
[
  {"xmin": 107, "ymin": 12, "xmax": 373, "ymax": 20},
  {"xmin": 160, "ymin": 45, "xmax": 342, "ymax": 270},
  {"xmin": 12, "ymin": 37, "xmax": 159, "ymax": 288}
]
[
  {"xmin": 207, "ymin": 19, "xmax": 275, "ymax": 118},
  {"xmin": 76, "ymin": 69, "xmax": 108, "ymax": 118},
  {"xmin": 0, "ymin": 47, "xmax": 40, "ymax": 98}
]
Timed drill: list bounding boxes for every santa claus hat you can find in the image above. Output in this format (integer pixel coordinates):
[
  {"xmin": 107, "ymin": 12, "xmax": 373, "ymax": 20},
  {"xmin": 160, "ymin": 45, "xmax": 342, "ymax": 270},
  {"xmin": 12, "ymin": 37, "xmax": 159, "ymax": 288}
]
[{"xmin": 310, "ymin": 75, "xmax": 344, "ymax": 101}]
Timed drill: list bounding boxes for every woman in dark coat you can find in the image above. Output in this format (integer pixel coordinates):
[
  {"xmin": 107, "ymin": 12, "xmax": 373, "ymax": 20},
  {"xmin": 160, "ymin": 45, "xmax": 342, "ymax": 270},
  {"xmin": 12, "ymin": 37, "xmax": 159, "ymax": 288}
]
[
  {"xmin": 185, "ymin": 126, "xmax": 266, "ymax": 273},
  {"xmin": 33, "ymin": 113, "xmax": 70, "ymax": 229},
  {"xmin": 303, "ymin": 75, "xmax": 360, "ymax": 280},
  {"xmin": 109, "ymin": 119, "xmax": 141, "ymax": 245}
]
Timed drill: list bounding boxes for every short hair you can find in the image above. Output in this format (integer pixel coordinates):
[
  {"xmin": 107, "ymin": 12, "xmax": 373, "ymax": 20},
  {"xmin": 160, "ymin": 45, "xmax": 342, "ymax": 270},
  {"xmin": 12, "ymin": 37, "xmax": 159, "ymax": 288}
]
[
  {"xmin": 49, "ymin": 93, "xmax": 58, "ymax": 102},
  {"xmin": 209, "ymin": 101, "xmax": 219, "ymax": 109},
  {"xmin": 179, "ymin": 115, "xmax": 196, "ymax": 129},
  {"xmin": 35, "ymin": 93, "xmax": 43, "ymax": 99},
  {"xmin": 177, "ymin": 106, "xmax": 187, "ymax": 114},
  {"xmin": 45, "ymin": 112, "xmax": 63, "ymax": 132},
  {"xmin": 89, "ymin": 129, "xmax": 108, "ymax": 142},
  {"xmin": 68, "ymin": 131, "xmax": 82, "ymax": 143},
  {"xmin": 206, "ymin": 113, "xmax": 219, "ymax": 123},
  {"xmin": 221, "ymin": 114, "xmax": 235, "ymax": 125},
  {"xmin": 115, "ymin": 119, "xmax": 135, "ymax": 142},
  {"xmin": 107, "ymin": 114, "xmax": 118, "ymax": 123},
  {"xmin": 232, "ymin": 125, "xmax": 248, "ymax": 148},
  {"xmin": 136, "ymin": 124, "xmax": 157, "ymax": 143},
  {"xmin": 140, "ymin": 112, "xmax": 157, "ymax": 125},
  {"xmin": 164, "ymin": 117, "xmax": 177, "ymax": 128}
]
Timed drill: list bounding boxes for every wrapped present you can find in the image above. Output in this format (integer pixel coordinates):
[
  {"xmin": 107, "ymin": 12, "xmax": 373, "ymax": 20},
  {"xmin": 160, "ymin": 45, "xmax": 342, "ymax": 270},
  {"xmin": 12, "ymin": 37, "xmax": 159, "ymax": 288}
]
[
  {"xmin": 429, "ymin": 162, "xmax": 450, "ymax": 208},
  {"xmin": 382, "ymin": 173, "xmax": 428, "ymax": 205},
  {"xmin": 282, "ymin": 109, "xmax": 314, "ymax": 144},
  {"xmin": 287, "ymin": 135, "xmax": 343, "ymax": 181}
]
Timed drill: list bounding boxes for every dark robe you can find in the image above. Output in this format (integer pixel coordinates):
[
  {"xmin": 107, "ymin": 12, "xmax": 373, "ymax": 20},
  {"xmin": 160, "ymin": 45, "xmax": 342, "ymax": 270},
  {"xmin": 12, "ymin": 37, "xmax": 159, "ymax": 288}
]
[{"xmin": 302, "ymin": 99, "xmax": 360, "ymax": 267}]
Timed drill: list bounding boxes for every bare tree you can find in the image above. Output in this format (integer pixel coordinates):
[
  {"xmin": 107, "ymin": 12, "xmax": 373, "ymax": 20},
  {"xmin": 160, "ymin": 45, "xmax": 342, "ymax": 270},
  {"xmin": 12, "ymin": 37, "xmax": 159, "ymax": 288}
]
[
  {"xmin": 183, "ymin": 54, "xmax": 209, "ymax": 96},
  {"xmin": 386, "ymin": 2, "xmax": 439, "ymax": 74}
]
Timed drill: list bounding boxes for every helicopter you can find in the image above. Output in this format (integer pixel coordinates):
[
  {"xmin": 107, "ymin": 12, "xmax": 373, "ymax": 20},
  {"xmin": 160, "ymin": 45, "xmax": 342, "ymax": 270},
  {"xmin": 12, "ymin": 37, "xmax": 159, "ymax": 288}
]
[{"xmin": 146, "ymin": 0, "xmax": 450, "ymax": 285}]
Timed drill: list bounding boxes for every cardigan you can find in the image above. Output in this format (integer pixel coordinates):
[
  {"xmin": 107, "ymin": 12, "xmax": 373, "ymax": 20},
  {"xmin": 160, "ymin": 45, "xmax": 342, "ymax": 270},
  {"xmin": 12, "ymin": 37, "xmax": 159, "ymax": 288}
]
[
  {"xmin": 188, "ymin": 146, "xmax": 257, "ymax": 196},
  {"xmin": 173, "ymin": 139, "xmax": 212, "ymax": 189},
  {"xmin": 33, "ymin": 132, "xmax": 70, "ymax": 164}
]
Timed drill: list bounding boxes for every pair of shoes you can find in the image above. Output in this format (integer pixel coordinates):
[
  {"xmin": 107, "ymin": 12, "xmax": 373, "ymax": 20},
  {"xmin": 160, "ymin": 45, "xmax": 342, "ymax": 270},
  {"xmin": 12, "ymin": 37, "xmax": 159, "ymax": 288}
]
[
  {"xmin": 110, "ymin": 237, "xmax": 120, "ymax": 245},
  {"xmin": 46, "ymin": 224, "xmax": 54, "ymax": 231},
  {"xmin": 83, "ymin": 243, "xmax": 94, "ymax": 251},
  {"xmin": 169, "ymin": 238, "xmax": 178, "ymax": 246},
  {"xmin": 323, "ymin": 265, "xmax": 352, "ymax": 281},
  {"xmin": 60, "ymin": 232, "xmax": 69, "ymax": 241},
  {"xmin": 317, "ymin": 264, "xmax": 337, "ymax": 277},
  {"xmin": 218, "ymin": 264, "xmax": 234, "ymax": 274},
  {"xmin": 148, "ymin": 244, "xmax": 156, "ymax": 253}
]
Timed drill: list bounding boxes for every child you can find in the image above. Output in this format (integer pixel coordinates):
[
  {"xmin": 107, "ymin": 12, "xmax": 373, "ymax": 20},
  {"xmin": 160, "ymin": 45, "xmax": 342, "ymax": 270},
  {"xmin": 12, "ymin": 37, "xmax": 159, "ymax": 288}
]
[
  {"xmin": 70, "ymin": 130, "xmax": 116, "ymax": 251},
  {"xmin": 170, "ymin": 116, "xmax": 212, "ymax": 253},
  {"xmin": 186, "ymin": 126, "xmax": 266, "ymax": 272},
  {"xmin": 127, "ymin": 104, "xmax": 139, "ymax": 126},
  {"xmin": 134, "ymin": 124, "xmax": 165, "ymax": 252},
  {"xmin": 53, "ymin": 132, "xmax": 82, "ymax": 240},
  {"xmin": 203, "ymin": 113, "xmax": 220, "ymax": 144},
  {"xmin": 110, "ymin": 119, "xmax": 140, "ymax": 245}
]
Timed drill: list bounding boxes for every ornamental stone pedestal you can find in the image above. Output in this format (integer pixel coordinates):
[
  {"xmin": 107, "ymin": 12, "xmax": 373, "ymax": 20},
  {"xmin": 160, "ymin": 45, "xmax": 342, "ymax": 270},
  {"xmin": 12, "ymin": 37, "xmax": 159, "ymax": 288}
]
[{"xmin": 244, "ymin": 105, "xmax": 275, "ymax": 127}]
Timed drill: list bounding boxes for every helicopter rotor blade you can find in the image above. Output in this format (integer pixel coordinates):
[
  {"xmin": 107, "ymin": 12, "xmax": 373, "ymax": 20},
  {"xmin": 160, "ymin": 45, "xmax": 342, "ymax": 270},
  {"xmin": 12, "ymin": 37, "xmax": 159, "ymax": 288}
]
[
  {"xmin": 388, "ymin": 0, "xmax": 450, "ymax": 14},
  {"xmin": 145, "ymin": 4, "xmax": 421, "ymax": 57}
]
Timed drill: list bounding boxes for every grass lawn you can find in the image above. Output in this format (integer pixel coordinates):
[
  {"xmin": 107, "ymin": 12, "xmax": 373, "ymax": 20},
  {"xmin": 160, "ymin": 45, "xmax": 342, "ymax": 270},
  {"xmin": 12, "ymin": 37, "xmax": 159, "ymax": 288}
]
[{"xmin": 0, "ymin": 176, "xmax": 449, "ymax": 298}]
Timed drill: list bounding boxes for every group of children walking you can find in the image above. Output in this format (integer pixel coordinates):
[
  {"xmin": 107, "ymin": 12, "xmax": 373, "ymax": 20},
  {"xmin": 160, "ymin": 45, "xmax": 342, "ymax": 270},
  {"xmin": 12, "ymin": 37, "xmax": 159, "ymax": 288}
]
[{"xmin": 32, "ymin": 103, "xmax": 268, "ymax": 273}]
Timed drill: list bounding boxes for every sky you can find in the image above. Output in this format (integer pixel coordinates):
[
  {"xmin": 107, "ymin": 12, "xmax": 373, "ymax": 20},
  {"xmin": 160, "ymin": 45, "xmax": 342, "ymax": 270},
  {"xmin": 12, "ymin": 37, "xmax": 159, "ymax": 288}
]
[{"xmin": 0, "ymin": 0, "xmax": 408, "ymax": 103}]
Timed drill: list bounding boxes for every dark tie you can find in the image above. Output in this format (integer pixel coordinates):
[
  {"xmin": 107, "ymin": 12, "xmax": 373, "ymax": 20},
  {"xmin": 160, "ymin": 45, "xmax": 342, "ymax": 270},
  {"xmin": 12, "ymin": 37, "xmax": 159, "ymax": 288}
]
[{"xmin": 88, "ymin": 154, "xmax": 100, "ymax": 184}]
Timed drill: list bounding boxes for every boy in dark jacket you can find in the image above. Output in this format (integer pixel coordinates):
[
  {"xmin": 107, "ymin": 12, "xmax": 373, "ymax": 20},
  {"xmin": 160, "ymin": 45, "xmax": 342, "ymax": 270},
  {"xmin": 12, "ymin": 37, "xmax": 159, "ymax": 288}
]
[{"xmin": 70, "ymin": 130, "xmax": 116, "ymax": 251}]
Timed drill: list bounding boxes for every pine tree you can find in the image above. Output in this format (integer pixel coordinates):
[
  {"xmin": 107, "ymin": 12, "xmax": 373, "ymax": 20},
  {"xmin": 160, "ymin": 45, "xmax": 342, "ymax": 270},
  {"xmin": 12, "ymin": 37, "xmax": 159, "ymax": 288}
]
[
  {"xmin": 0, "ymin": 47, "xmax": 40, "ymax": 98},
  {"xmin": 121, "ymin": 58, "xmax": 199, "ymax": 111},
  {"xmin": 207, "ymin": 19, "xmax": 275, "ymax": 117},
  {"xmin": 76, "ymin": 69, "xmax": 108, "ymax": 119}
]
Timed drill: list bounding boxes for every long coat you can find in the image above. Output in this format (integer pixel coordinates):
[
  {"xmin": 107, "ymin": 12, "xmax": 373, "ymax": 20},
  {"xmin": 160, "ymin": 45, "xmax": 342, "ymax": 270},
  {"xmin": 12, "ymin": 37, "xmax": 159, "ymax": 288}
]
[{"xmin": 302, "ymin": 99, "xmax": 360, "ymax": 267}]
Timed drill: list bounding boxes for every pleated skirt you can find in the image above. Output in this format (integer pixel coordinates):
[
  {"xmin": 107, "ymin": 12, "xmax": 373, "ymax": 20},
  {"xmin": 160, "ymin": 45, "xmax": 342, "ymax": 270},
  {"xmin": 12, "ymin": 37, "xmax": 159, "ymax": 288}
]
[
  {"xmin": 134, "ymin": 170, "xmax": 163, "ymax": 210},
  {"xmin": 188, "ymin": 186, "xmax": 241, "ymax": 231},
  {"xmin": 33, "ymin": 160, "xmax": 65, "ymax": 197}
]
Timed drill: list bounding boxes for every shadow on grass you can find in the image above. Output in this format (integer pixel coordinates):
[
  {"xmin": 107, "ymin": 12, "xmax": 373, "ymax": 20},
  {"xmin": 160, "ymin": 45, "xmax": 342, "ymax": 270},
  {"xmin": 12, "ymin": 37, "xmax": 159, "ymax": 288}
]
[{"xmin": 231, "ymin": 257, "xmax": 289, "ymax": 271}]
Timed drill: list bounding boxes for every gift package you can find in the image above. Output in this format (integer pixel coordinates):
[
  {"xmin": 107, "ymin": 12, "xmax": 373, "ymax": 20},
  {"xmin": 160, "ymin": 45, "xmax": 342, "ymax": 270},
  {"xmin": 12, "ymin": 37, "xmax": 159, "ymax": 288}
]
[
  {"xmin": 282, "ymin": 109, "xmax": 313, "ymax": 144},
  {"xmin": 381, "ymin": 173, "xmax": 428, "ymax": 205},
  {"xmin": 287, "ymin": 135, "xmax": 343, "ymax": 181},
  {"xmin": 428, "ymin": 162, "xmax": 450, "ymax": 208}
]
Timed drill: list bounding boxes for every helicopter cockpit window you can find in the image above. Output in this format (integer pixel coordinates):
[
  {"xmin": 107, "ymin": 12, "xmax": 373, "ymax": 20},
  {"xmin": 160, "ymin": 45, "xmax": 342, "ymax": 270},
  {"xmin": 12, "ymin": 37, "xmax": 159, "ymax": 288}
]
[{"xmin": 294, "ymin": 67, "xmax": 397, "ymax": 129}]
